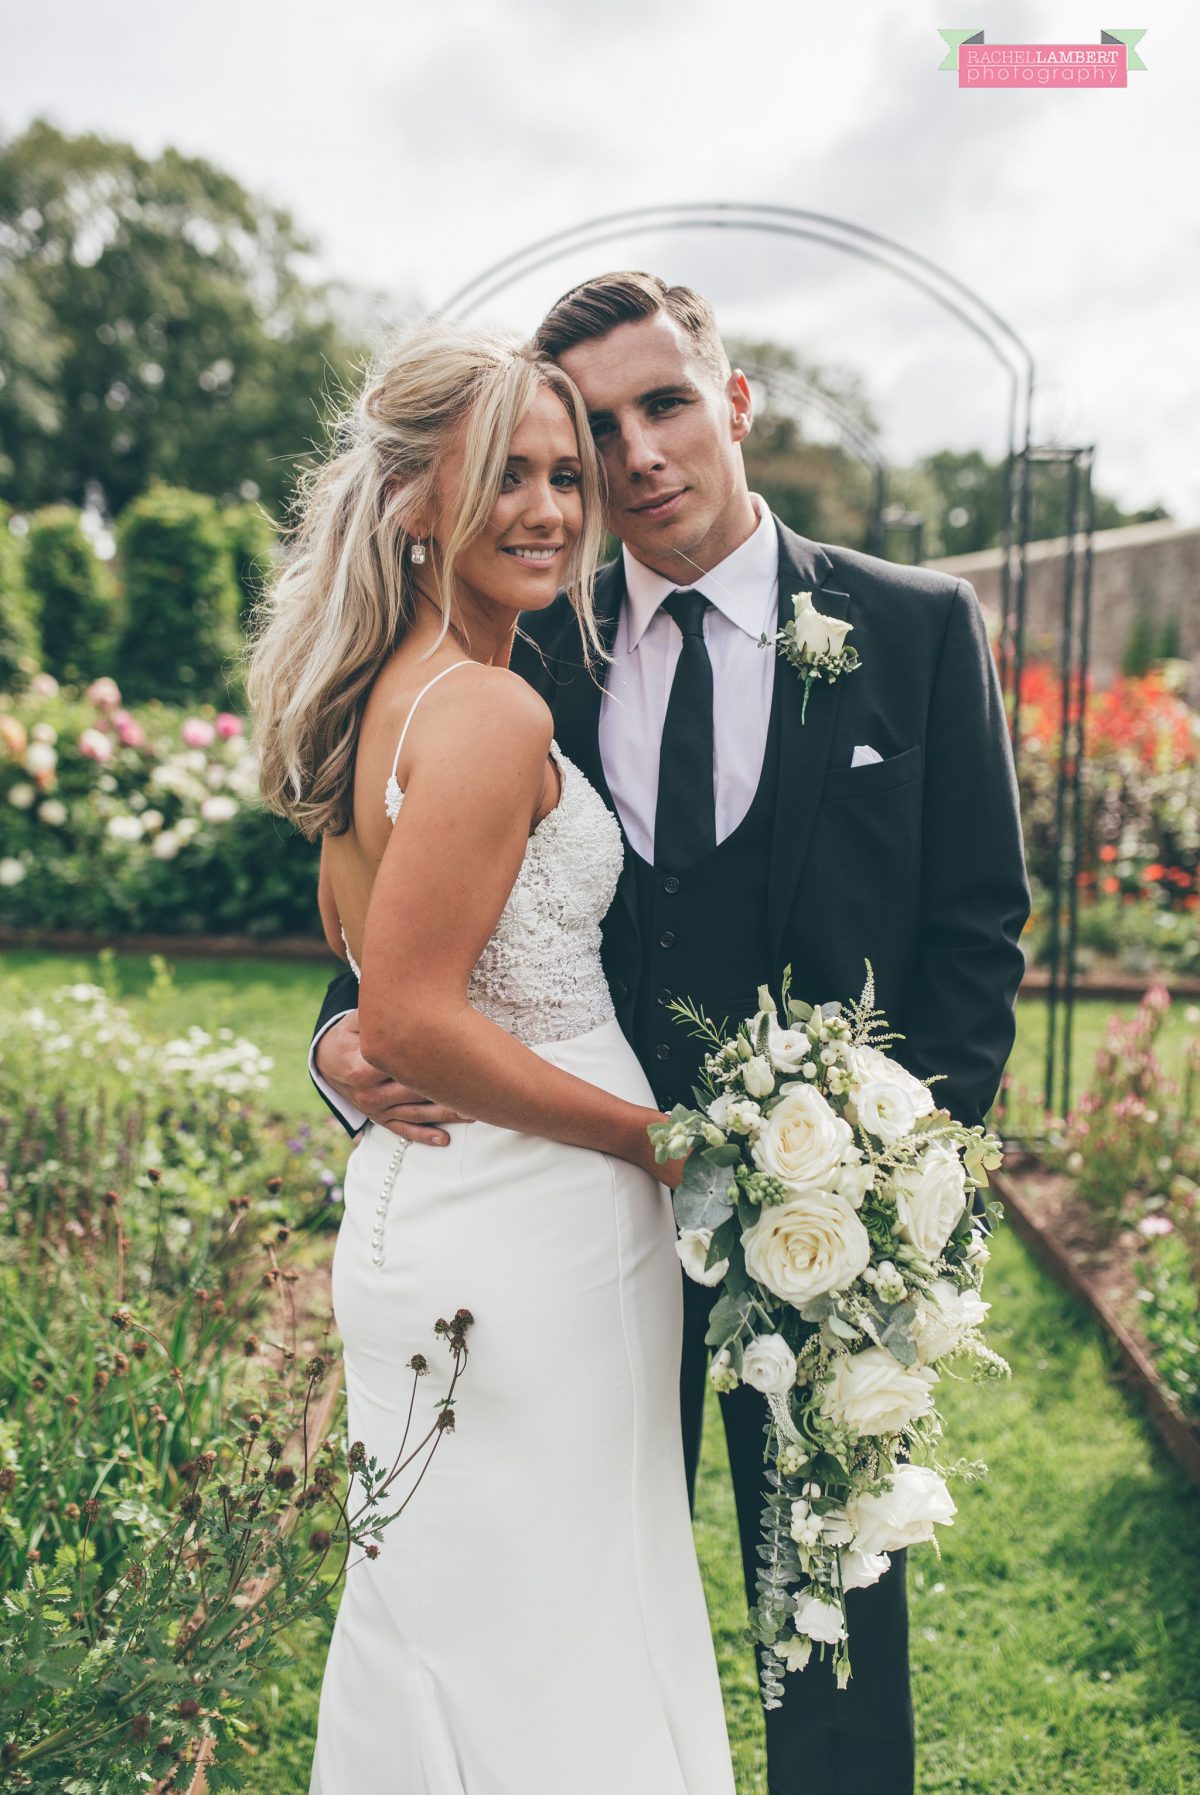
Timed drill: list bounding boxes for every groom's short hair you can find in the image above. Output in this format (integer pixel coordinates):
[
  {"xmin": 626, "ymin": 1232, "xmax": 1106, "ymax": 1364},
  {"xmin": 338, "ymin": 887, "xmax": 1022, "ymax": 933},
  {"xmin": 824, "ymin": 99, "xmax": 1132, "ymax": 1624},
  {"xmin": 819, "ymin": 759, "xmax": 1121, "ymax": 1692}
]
[{"xmin": 534, "ymin": 272, "xmax": 730, "ymax": 385}]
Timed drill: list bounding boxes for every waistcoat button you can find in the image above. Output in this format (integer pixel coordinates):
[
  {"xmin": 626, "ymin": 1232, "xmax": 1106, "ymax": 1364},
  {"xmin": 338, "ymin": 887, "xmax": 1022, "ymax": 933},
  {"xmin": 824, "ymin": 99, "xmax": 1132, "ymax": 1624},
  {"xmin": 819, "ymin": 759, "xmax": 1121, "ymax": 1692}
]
[
  {"xmin": 659, "ymin": 929, "xmax": 675, "ymax": 949},
  {"xmin": 655, "ymin": 1043, "xmax": 670, "ymax": 1060},
  {"xmin": 663, "ymin": 875, "xmax": 680, "ymax": 894},
  {"xmin": 657, "ymin": 987, "xmax": 672, "ymax": 1006}
]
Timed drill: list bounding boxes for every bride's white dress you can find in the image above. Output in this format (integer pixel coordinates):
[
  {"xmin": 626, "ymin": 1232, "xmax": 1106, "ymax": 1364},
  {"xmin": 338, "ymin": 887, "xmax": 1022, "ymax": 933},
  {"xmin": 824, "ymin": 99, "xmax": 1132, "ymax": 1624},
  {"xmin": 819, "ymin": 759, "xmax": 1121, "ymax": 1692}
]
[{"xmin": 309, "ymin": 663, "xmax": 735, "ymax": 1795}]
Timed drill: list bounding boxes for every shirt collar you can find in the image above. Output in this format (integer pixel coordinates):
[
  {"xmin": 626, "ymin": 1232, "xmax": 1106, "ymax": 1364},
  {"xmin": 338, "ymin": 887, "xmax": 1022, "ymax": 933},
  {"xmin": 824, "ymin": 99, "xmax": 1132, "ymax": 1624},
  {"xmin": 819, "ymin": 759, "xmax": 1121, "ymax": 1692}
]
[{"xmin": 620, "ymin": 493, "xmax": 778, "ymax": 651}]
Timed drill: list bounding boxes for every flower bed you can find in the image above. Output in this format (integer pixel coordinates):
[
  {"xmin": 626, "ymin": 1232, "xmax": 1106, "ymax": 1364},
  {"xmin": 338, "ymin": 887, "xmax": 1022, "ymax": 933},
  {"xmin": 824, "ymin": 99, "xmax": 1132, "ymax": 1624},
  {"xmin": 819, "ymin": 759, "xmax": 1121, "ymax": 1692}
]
[
  {"xmin": 0, "ymin": 674, "xmax": 320, "ymax": 937},
  {"xmin": 1000, "ymin": 990, "xmax": 1200, "ymax": 1480},
  {"xmin": 0, "ymin": 975, "xmax": 470, "ymax": 1789},
  {"xmin": 1018, "ymin": 663, "xmax": 1200, "ymax": 979}
]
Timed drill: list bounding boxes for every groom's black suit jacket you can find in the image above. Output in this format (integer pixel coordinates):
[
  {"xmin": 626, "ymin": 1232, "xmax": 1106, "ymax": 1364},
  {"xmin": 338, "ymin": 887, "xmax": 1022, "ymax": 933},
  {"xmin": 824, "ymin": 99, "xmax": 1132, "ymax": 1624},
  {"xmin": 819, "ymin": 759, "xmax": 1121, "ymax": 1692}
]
[{"xmin": 312, "ymin": 517, "xmax": 1030, "ymax": 1134}]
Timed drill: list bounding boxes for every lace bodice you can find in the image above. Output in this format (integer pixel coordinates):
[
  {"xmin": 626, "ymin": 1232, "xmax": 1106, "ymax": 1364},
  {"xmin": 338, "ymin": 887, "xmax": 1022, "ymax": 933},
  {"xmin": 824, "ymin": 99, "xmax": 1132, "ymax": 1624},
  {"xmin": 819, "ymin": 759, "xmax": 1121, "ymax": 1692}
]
[{"xmin": 340, "ymin": 666, "xmax": 623, "ymax": 1046}]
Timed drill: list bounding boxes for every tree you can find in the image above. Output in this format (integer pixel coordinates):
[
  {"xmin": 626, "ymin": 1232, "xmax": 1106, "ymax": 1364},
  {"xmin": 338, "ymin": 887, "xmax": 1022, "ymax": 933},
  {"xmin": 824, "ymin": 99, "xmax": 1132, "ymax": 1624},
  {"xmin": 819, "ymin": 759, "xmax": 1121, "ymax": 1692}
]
[
  {"xmin": 0, "ymin": 120, "xmax": 360, "ymax": 520},
  {"xmin": 117, "ymin": 486, "xmax": 241, "ymax": 703},
  {"xmin": 25, "ymin": 505, "xmax": 119, "ymax": 683}
]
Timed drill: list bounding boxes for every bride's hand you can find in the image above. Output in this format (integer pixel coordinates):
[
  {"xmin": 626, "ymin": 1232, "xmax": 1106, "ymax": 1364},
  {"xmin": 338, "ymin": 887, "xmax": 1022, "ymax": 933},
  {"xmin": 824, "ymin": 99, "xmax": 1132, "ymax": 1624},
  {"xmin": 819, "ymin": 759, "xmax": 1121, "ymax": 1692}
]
[{"xmin": 634, "ymin": 1110, "xmax": 691, "ymax": 1191}]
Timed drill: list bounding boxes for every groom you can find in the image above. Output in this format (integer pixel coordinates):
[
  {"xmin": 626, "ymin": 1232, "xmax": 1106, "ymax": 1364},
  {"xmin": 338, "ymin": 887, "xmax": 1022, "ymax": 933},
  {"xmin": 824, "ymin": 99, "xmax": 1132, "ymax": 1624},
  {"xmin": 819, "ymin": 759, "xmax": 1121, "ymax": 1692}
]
[{"xmin": 309, "ymin": 272, "xmax": 1030, "ymax": 1794}]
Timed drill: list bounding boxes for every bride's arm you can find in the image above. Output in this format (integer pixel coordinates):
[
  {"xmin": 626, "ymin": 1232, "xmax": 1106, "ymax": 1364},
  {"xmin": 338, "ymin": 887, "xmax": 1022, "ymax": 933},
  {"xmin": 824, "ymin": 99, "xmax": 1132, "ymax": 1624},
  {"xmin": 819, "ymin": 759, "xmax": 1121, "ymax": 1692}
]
[{"xmin": 356, "ymin": 669, "xmax": 670, "ymax": 1184}]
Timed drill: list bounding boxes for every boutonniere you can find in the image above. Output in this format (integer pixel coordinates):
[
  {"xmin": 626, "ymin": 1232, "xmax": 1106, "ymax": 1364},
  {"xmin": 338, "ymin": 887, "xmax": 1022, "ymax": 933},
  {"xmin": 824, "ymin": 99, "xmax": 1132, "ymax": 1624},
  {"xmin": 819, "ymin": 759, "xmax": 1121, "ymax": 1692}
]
[{"xmin": 765, "ymin": 590, "xmax": 861, "ymax": 724}]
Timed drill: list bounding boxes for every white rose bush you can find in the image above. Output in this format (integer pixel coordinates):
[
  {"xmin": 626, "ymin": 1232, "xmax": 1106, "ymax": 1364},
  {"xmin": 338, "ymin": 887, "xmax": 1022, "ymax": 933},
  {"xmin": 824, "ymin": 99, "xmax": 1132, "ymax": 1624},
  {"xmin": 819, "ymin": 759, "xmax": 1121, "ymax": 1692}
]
[{"xmin": 648, "ymin": 966, "xmax": 1008, "ymax": 1704}]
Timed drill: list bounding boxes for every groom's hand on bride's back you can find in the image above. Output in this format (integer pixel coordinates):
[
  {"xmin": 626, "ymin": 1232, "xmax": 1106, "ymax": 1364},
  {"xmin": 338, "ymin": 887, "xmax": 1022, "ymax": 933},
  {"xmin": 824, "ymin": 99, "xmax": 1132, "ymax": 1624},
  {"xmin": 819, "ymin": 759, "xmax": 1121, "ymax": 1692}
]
[{"xmin": 314, "ymin": 1011, "xmax": 472, "ymax": 1144}]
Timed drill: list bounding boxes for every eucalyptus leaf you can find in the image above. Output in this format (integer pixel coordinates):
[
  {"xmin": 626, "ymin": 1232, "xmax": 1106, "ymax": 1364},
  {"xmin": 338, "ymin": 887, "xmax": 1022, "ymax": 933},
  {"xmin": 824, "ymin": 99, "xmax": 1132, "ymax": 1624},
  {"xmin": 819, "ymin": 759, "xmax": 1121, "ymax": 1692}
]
[{"xmin": 674, "ymin": 1154, "xmax": 736, "ymax": 1231}]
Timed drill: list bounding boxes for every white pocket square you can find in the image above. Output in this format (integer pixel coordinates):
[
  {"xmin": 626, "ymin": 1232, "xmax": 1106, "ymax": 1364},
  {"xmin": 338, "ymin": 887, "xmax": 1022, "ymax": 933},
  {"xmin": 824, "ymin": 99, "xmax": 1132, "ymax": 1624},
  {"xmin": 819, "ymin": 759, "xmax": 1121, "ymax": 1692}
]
[{"xmin": 851, "ymin": 743, "xmax": 883, "ymax": 767}]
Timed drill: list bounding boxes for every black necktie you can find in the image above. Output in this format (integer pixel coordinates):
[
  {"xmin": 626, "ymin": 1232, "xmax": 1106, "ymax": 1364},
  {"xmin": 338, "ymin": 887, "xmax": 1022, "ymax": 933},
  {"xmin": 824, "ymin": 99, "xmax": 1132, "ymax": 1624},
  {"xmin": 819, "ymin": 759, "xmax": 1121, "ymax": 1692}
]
[{"xmin": 653, "ymin": 589, "xmax": 716, "ymax": 866}]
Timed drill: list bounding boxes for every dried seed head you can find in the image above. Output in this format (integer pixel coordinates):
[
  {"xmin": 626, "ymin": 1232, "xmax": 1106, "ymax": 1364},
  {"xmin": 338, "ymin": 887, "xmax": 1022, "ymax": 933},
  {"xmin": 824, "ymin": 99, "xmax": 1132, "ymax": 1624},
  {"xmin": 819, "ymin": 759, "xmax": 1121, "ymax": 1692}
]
[
  {"xmin": 272, "ymin": 1466, "xmax": 296, "ymax": 1491},
  {"xmin": 83, "ymin": 1498, "xmax": 100, "ymax": 1521},
  {"xmin": 305, "ymin": 1355, "xmax": 326, "ymax": 1380},
  {"xmin": 365, "ymin": 1543, "xmax": 380, "ymax": 1560},
  {"xmin": 347, "ymin": 1440, "xmax": 367, "ymax": 1470},
  {"xmin": 176, "ymin": 1699, "xmax": 200, "ymax": 1719},
  {"xmin": 30, "ymin": 1375, "xmax": 46, "ymax": 1394},
  {"xmin": 64, "ymin": 1394, "xmax": 80, "ymax": 1410},
  {"xmin": 112, "ymin": 1352, "xmax": 129, "ymax": 1375},
  {"xmin": 265, "ymin": 1436, "xmax": 283, "ymax": 1460},
  {"xmin": 265, "ymin": 1176, "xmax": 283, "ymax": 1193},
  {"xmin": 0, "ymin": 1469, "xmax": 16, "ymax": 1495},
  {"xmin": 146, "ymin": 1167, "xmax": 161, "ymax": 1184},
  {"xmin": 103, "ymin": 1189, "xmax": 120, "ymax": 1208},
  {"xmin": 93, "ymin": 1369, "xmax": 109, "ymax": 1391},
  {"xmin": 65, "ymin": 1503, "xmax": 81, "ymax": 1522},
  {"xmin": 408, "ymin": 1354, "xmax": 428, "ymax": 1375},
  {"xmin": 246, "ymin": 1413, "xmax": 263, "ymax": 1433},
  {"xmin": 132, "ymin": 1340, "xmax": 148, "ymax": 1359},
  {"xmin": 179, "ymin": 1492, "xmax": 202, "ymax": 1519},
  {"xmin": 242, "ymin": 1336, "xmax": 259, "ymax": 1357},
  {"xmin": 129, "ymin": 1713, "xmax": 150, "ymax": 1741},
  {"xmin": 308, "ymin": 1528, "xmax": 332, "ymax": 1552}
]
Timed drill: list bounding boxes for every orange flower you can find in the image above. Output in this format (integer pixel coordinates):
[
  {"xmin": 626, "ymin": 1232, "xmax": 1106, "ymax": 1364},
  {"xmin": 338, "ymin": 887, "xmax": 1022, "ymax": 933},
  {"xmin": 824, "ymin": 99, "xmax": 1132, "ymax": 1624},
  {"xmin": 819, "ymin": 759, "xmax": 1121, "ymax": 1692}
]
[
  {"xmin": 1099, "ymin": 845, "xmax": 1118, "ymax": 863},
  {"xmin": 1102, "ymin": 876, "xmax": 1120, "ymax": 895}
]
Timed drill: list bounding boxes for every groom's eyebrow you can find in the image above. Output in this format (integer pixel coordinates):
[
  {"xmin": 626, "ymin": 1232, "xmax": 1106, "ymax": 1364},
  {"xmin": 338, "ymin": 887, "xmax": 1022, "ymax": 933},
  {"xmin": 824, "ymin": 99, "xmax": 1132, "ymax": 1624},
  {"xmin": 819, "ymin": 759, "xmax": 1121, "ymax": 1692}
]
[{"xmin": 585, "ymin": 382, "xmax": 701, "ymax": 427}]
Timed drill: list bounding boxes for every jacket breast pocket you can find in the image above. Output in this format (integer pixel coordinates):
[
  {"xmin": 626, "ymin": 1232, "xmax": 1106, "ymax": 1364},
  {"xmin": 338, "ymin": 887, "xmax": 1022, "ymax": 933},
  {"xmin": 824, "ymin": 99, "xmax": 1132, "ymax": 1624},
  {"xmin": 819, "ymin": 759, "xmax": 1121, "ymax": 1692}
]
[{"xmin": 821, "ymin": 743, "xmax": 923, "ymax": 801}]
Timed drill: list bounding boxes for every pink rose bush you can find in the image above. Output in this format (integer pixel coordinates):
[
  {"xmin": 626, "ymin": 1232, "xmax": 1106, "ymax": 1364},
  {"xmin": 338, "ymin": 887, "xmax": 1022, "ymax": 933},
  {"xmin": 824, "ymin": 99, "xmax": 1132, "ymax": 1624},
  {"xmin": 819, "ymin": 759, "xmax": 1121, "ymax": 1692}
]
[{"xmin": 0, "ymin": 673, "xmax": 320, "ymax": 935}]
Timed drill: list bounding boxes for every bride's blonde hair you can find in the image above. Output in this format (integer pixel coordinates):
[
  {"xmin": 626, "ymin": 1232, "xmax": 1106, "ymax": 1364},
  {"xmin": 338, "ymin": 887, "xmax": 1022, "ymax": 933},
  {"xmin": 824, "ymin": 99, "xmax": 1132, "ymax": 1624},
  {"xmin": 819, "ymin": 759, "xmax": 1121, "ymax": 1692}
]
[{"xmin": 246, "ymin": 320, "xmax": 606, "ymax": 840}]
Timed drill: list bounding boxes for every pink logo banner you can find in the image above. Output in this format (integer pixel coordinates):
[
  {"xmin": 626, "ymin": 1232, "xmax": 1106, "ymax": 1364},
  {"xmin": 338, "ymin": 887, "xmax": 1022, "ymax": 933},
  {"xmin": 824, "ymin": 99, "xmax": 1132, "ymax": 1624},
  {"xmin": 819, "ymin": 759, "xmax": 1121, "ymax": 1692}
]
[
  {"xmin": 938, "ymin": 29, "xmax": 1147, "ymax": 89},
  {"xmin": 962, "ymin": 42, "xmax": 1126, "ymax": 86}
]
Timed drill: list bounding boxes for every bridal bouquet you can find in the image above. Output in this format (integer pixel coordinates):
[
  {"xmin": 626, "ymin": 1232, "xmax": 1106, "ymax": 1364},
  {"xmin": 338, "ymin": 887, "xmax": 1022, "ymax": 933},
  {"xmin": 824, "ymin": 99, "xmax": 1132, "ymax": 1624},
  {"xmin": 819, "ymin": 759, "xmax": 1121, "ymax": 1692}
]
[{"xmin": 648, "ymin": 967, "xmax": 1007, "ymax": 1706}]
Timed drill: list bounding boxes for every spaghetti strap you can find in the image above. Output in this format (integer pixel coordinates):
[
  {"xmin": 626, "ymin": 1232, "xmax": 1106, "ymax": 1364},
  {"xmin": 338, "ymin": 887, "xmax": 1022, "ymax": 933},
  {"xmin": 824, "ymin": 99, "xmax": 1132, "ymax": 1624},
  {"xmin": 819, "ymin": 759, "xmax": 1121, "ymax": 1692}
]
[{"xmin": 388, "ymin": 660, "xmax": 474, "ymax": 787}]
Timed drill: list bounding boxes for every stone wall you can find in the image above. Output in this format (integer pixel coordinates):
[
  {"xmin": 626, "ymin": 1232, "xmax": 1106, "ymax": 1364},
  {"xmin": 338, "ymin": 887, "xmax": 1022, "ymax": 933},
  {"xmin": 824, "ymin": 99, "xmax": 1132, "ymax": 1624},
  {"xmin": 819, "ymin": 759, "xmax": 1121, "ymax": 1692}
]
[{"xmin": 930, "ymin": 520, "xmax": 1200, "ymax": 693}]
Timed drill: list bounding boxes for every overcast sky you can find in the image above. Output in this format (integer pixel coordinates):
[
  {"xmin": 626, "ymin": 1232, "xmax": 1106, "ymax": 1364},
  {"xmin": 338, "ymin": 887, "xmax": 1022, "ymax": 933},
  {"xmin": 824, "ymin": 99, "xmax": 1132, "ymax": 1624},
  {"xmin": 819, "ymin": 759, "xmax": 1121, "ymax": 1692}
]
[{"xmin": 4, "ymin": 0, "xmax": 1197, "ymax": 520}]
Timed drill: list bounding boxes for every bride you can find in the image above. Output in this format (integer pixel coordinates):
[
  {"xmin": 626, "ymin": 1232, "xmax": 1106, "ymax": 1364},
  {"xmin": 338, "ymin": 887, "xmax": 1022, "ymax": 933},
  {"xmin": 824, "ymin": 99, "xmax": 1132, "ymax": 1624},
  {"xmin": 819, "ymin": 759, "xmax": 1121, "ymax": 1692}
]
[{"xmin": 247, "ymin": 322, "xmax": 735, "ymax": 1794}]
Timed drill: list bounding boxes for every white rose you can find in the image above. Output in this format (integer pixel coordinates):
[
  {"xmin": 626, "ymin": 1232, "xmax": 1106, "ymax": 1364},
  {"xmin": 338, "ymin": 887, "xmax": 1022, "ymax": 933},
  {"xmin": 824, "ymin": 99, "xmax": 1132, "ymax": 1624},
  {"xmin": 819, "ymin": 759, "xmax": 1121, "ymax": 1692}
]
[
  {"xmin": 740, "ymin": 1333, "xmax": 797, "ymax": 1395},
  {"xmin": 0, "ymin": 857, "xmax": 27, "ymax": 886},
  {"xmin": 140, "ymin": 808, "xmax": 164, "ymax": 834},
  {"xmin": 844, "ymin": 1045, "xmax": 935, "ymax": 1118},
  {"xmin": 892, "ymin": 1146, "xmax": 968, "ymax": 1259},
  {"xmin": 741, "ymin": 1190, "xmax": 870, "ymax": 1307},
  {"xmin": 106, "ymin": 815, "xmax": 144, "ymax": 842},
  {"xmin": 152, "ymin": 830, "xmax": 182, "ymax": 861},
  {"xmin": 23, "ymin": 741, "xmax": 57, "ymax": 777},
  {"xmin": 791, "ymin": 590, "xmax": 853, "ymax": 660},
  {"xmin": 835, "ymin": 1159, "xmax": 874, "ymax": 1208},
  {"xmin": 676, "ymin": 1228, "xmax": 729, "ymax": 1288},
  {"xmin": 853, "ymin": 1078, "xmax": 918, "ymax": 1145},
  {"xmin": 839, "ymin": 1547, "xmax": 891, "ymax": 1591},
  {"xmin": 768, "ymin": 1026, "xmax": 812, "ymax": 1073},
  {"xmin": 7, "ymin": 782, "xmax": 35, "ymax": 810},
  {"xmin": 751, "ymin": 1086, "xmax": 853, "ymax": 1192},
  {"xmin": 847, "ymin": 1465, "xmax": 957, "ymax": 1556},
  {"xmin": 38, "ymin": 799, "xmax": 67, "ymax": 826},
  {"xmin": 199, "ymin": 794, "xmax": 238, "ymax": 823},
  {"xmin": 819, "ymin": 1345, "xmax": 938, "ymax": 1436},
  {"xmin": 743, "ymin": 1055, "xmax": 775, "ymax": 1099},
  {"xmin": 914, "ymin": 1278, "xmax": 990, "ymax": 1365},
  {"xmin": 793, "ymin": 1592, "xmax": 847, "ymax": 1645}
]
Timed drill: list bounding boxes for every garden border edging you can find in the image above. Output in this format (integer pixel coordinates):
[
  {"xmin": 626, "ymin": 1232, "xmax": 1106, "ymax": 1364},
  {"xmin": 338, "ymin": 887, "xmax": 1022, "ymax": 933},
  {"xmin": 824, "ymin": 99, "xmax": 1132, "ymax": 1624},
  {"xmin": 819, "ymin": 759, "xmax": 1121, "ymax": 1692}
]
[{"xmin": 995, "ymin": 1160, "xmax": 1200, "ymax": 1490}]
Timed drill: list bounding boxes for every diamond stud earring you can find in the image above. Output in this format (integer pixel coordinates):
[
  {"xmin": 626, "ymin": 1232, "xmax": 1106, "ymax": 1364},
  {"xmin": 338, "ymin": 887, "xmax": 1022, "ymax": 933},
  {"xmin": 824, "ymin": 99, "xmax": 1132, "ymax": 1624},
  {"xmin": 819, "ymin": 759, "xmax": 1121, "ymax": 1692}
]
[{"xmin": 409, "ymin": 538, "xmax": 426, "ymax": 566}]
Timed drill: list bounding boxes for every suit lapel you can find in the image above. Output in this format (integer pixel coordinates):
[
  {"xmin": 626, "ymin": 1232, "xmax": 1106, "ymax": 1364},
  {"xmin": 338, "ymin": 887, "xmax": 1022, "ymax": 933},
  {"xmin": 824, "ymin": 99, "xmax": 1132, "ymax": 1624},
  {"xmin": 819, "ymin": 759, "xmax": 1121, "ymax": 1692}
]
[
  {"xmin": 766, "ymin": 522, "xmax": 852, "ymax": 958},
  {"xmin": 547, "ymin": 557, "xmax": 623, "ymax": 810},
  {"xmin": 542, "ymin": 558, "xmax": 641, "ymax": 942}
]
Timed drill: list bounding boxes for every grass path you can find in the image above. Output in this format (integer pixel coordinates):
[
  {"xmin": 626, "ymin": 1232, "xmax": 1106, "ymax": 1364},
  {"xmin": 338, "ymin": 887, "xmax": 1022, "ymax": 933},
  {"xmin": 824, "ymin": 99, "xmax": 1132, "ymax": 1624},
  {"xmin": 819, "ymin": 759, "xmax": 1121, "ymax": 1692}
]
[{"xmin": 6, "ymin": 949, "xmax": 1199, "ymax": 1790}]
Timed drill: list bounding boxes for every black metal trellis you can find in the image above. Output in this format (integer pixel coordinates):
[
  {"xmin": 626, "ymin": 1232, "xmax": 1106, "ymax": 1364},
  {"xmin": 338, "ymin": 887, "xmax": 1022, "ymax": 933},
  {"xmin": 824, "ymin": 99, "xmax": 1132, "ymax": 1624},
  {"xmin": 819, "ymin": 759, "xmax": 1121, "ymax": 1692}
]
[{"xmin": 440, "ymin": 202, "xmax": 1094, "ymax": 1118}]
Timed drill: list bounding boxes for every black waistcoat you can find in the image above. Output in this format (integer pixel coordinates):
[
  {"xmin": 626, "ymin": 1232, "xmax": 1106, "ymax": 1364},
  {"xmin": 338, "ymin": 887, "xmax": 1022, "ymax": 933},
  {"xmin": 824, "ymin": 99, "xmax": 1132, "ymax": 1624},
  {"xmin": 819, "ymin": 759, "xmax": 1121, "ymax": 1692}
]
[{"xmin": 601, "ymin": 678, "xmax": 784, "ymax": 1112}]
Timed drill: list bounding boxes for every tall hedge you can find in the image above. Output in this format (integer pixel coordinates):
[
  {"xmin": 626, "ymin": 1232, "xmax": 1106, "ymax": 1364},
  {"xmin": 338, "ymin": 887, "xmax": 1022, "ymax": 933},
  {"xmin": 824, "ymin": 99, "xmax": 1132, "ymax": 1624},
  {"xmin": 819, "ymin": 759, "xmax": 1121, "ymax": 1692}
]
[
  {"xmin": 117, "ymin": 486, "xmax": 242, "ymax": 703},
  {"xmin": 222, "ymin": 501, "xmax": 278, "ymax": 633},
  {"xmin": 0, "ymin": 504, "xmax": 41, "ymax": 691},
  {"xmin": 25, "ymin": 505, "xmax": 118, "ymax": 683}
]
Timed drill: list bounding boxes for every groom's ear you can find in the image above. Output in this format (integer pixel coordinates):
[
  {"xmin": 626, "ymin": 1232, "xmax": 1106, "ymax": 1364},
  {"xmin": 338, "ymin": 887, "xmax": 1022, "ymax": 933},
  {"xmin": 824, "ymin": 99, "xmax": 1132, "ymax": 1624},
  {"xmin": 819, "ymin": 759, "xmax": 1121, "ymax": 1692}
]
[{"xmin": 727, "ymin": 369, "xmax": 753, "ymax": 445}]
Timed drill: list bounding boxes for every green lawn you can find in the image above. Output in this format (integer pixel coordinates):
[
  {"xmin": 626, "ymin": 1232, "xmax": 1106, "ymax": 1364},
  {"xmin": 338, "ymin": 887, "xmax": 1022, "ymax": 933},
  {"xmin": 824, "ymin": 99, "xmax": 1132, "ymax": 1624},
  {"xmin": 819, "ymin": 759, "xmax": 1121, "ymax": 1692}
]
[{"xmin": 5, "ymin": 948, "xmax": 1200, "ymax": 1792}]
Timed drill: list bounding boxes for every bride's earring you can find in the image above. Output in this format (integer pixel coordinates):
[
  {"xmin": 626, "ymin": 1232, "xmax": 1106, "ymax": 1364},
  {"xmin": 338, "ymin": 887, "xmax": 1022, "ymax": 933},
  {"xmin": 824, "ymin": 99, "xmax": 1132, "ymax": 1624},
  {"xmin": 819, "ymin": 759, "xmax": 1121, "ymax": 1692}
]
[{"xmin": 409, "ymin": 538, "xmax": 427, "ymax": 566}]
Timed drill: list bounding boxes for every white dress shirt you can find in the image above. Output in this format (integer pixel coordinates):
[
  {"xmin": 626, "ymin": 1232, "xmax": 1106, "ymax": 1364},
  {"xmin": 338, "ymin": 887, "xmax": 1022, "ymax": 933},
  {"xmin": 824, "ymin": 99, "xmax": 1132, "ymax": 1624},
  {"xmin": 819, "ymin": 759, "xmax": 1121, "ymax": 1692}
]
[{"xmin": 598, "ymin": 492, "xmax": 779, "ymax": 862}]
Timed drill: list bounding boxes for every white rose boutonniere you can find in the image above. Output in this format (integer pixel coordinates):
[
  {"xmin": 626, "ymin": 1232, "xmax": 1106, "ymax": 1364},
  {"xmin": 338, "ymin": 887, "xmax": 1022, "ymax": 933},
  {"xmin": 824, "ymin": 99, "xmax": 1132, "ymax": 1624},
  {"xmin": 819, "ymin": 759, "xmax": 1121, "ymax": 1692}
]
[{"xmin": 769, "ymin": 590, "xmax": 861, "ymax": 723}]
